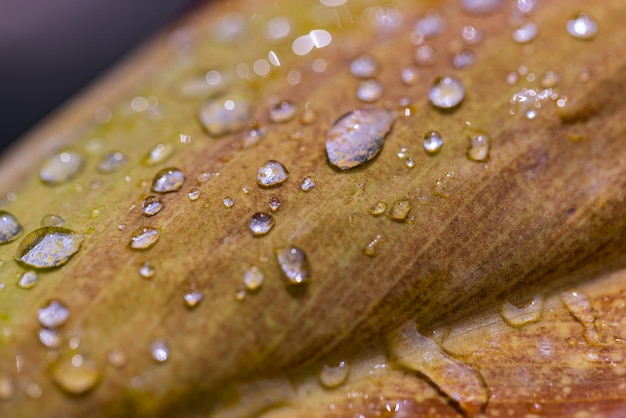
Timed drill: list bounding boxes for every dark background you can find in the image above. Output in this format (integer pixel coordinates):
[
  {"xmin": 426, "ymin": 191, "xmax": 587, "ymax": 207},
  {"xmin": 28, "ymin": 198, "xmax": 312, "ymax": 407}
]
[{"xmin": 0, "ymin": 0, "xmax": 199, "ymax": 154}]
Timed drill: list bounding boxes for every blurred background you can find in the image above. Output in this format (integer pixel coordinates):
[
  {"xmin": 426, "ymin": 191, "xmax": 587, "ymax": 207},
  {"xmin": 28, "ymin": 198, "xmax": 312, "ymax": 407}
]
[{"xmin": 0, "ymin": 0, "xmax": 199, "ymax": 153}]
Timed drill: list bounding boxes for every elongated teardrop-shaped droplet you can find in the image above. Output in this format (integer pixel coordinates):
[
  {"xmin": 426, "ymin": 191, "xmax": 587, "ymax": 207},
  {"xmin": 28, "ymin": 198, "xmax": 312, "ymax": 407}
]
[
  {"xmin": 257, "ymin": 160, "xmax": 289, "ymax": 187},
  {"xmin": 275, "ymin": 246, "xmax": 310, "ymax": 285},
  {"xmin": 51, "ymin": 356, "xmax": 101, "ymax": 395},
  {"xmin": 326, "ymin": 108, "xmax": 395, "ymax": 170},
  {"xmin": 40, "ymin": 150, "xmax": 84, "ymax": 186},
  {"xmin": 129, "ymin": 227, "xmax": 160, "ymax": 250},
  {"xmin": 249, "ymin": 212, "xmax": 275, "ymax": 236},
  {"xmin": 0, "ymin": 211, "xmax": 22, "ymax": 244},
  {"xmin": 152, "ymin": 168, "xmax": 186, "ymax": 193},
  {"xmin": 198, "ymin": 95, "xmax": 253, "ymax": 137},
  {"xmin": 38, "ymin": 300, "xmax": 70, "ymax": 328},
  {"xmin": 15, "ymin": 227, "xmax": 83, "ymax": 269},
  {"xmin": 429, "ymin": 76, "xmax": 465, "ymax": 109}
]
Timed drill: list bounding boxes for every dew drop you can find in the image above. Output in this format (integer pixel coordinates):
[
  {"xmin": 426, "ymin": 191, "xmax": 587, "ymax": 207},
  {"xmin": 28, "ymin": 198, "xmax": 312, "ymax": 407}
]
[
  {"xmin": 423, "ymin": 131, "xmax": 443, "ymax": 155},
  {"xmin": 18, "ymin": 271, "xmax": 38, "ymax": 289},
  {"xmin": 235, "ymin": 288, "xmax": 247, "ymax": 301},
  {"xmin": 129, "ymin": 227, "xmax": 160, "ymax": 250},
  {"xmin": 243, "ymin": 266, "xmax": 264, "ymax": 291},
  {"xmin": 461, "ymin": 0, "xmax": 504, "ymax": 15},
  {"xmin": 151, "ymin": 339, "xmax": 169, "ymax": 362},
  {"xmin": 178, "ymin": 70, "xmax": 229, "ymax": 100},
  {"xmin": 183, "ymin": 287, "xmax": 203, "ymax": 308},
  {"xmin": 25, "ymin": 383, "xmax": 42, "ymax": 399},
  {"xmin": 0, "ymin": 211, "xmax": 22, "ymax": 244},
  {"xmin": 188, "ymin": 188, "xmax": 201, "ymax": 201},
  {"xmin": 300, "ymin": 107, "xmax": 316, "ymax": 125},
  {"xmin": 326, "ymin": 108, "xmax": 395, "ymax": 170},
  {"xmin": 39, "ymin": 328, "xmax": 61, "ymax": 348},
  {"xmin": 51, "ymin": 356, "xmax": 101, "ymax": 395},
  {"xmin": 97, "ymin": 152, "xmax": 127, "ymax": 173},
  {"xmin": 15, "ymin": 227, "xmax": 83, "ymax": 269},
  {"xmin": 452, "ymin": 49, "xmax": 475, "ymax": 69},
  {"xmin": 198, "ymin": 95, "xmax": 253, "ymax": 137},
  {"xmin": 300, "ymin": 176, "xmax": 316, "ymax": 191},
  {"xmin": 356, "ymin": 79, "xmax": 384, "ymax": 103},
  {"xmin": 461, "ymin": 25, "xmax": 483, "ymax": 45},
  {"xmin": 500, "ymin": 294, "xmax": 545, "ymax": 327},
  {"xmin": 268, "ymin": 100, "xmax": 297, "ymax": 123},
  {"xmin": 318, "ymin": 363, "xmax": 351, "ymax": 393},
  {"xmin": 257, "ymin": 160, "xmax": 289, "ymax": 187},
  {"xmin": 512, "ymin": 21, "xmax": 538, "ymax": 44},
  {"xmin": 466, "ymin": 129, "xmax": 491, "ymax": 162},
  {"xmin": 139, "ymin": 261, "xmax": 155, "ymax": 278},
  {"xmin": 349, "ymin": 54, "xmax": 379, "ymax": 78},
  {"xmin": 0, "ymin": 373, "xmax": 15, "ymax": 400},
  {"xmin": 363, "ymin": 235, "xmax": 383, "ymax": 257},
  {"xmin": 142, "ymin": 196, "xmax": 164, "ymax": 216},
  {"xmin": 142, "ymin": 142, "xmax": 175, "ymax": 166},
  {"xmin": 275, "ymin": 246, "xmax": 310, "ymax": 285},
  {"xmin": 151, "ymin": 168, "xmax": 186, "ymax": 193},
  {"xmin": 414, "ymin": 9, "xmax": 445, "ymax": 38},
  {"xmin": 389, "ymin": 200, "xmax": 411, "ymax": 221},
  {"xmin": 250, "ymin": 212, "xmax": 275, "ymax": 236},
  {"xmin": 223, "ymin": 197, "xmax": 234, "ymax": 208},
  {"xmin": 429, "ymin": 76, "xmax": 465, "ymax": 109},
  {"xmin": 567, "ymin": 12, "xmax": 598, "ymax": 40},
  {"xmin": 540, "ymin": 70, "xmax": 561, "ymax": 88},
  {"xmin": 415, "ymin": 45, "xmax": 435, "ymax": 66},
  {"xmin": 268, "ymin": 197, "xmax": 281, "ymax": 212},
  {"xmin": 40, "ymin": 150, "xmax": 84, "ymax": 186},
  {"xmin": 400, "ymin": 66, "xmax": 419, "ymax": 85},
  {"xmin": 369, "ymin": 202, "xmax": 388, "ymax": 216},
  {"xmin": 243, "ymin": 127, "xmax": 265, "ymax": 148},
  {"xmin": 107, "ymin": 348, "xmax": 127, "ymax": 368},
  {"xmin": 40, "ymin": 214, "xmax": 65, "ymax": 227},
  {"xmin": 38, "ymin": 300, "xmax": 70, "ymax": 328}
]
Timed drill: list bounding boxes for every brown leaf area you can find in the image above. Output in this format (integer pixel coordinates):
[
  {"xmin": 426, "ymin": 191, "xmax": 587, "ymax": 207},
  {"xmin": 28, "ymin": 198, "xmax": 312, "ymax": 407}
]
[{"xmin": 0, "ymin": 0, "xmax": 626, "ymax": 417}]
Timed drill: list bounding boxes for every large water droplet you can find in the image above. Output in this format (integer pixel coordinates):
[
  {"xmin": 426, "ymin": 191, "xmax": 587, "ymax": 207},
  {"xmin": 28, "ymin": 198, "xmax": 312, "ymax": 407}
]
[
  {"xmin": 97, "ymin": 152, "xmax": 127, "ymax": 173},
  {"xmin": 151, "ymin": 168, "xmax": 186, "ymax": 193},
  {"xmin": 250, "ymin": 212, "xmax": 275, "ymax": 236},
  {"xmin": 319, "ymin": 361, "xmax": 350, "ymax": 388},
  {"xmin": 243, "ymin": 266, "xmax": 264, "ymax": 291},
  {"xmin": 257, "ymin": 160, "xmax": 289, "ymax": 187},
  {"xmin": 349, "ymin": 54, "xmax": 379, "ymax": 78},
  {"xmin": 268, "ymin": 100, "xmax": 297, "ymax": 123},
  {"xmin": 423, "ymin": 131, "xmax": 443, "ymax": 155},
  {"xmin": 275, "ymin": 246, "xmax": 310, "ymax": 285},
  {"xmin": 198, "ymin": 95, "xmax": 253, "ymax": 137},
  {"xmin": 429, "ymin": 76, "xmax": 465, "ymax": 109},
  {"xmin": 151, "ymin": 339, "xmax": 170, "ymax": 362},
  {"xmin": 466, "ymin": 129, "xmax": 491, "ymax": 162},
  {"xmin": 129, "ymin": 227, "xmax": 160, "ymax": 250},
  {"xmin": 0, "ymin": 211, "xmax": 22, "ymax": 244},
  {"xmin": 566, "ymin": 12, "xmax": 598, "ymax": 40},
  {"xmin": 15, "ymin": 227, "xmax": 83, "ymax": 269},
  {"xmin": 142, "ymin": 196, "xmax": 164, "ymax": 216},
  {"xmin": 40, "ymin": 150, "xmax": 84, "ymax": 186},
  {"xmin": 40, "ymin": 214, "xmax": 65, "ymax": 227},
  {"xmin": 51, "ymin": 355, "xmax": 101, "ymax": 395},
  {"xmin": 326, "ymin": 108, "xmax": 395, "ymax": 170},
  {"xmin": 500, "ymin": 294, "xmax": 545, "ymax": 327},
  {"xmin": 18, "ymin": 271, "xmax": 38, "ymax": 289},
  {"xmin": 356, "ymin": 79, "xmax": 384, "ymax": 103},
  {"xmin": 142, "ymin": 143, "xmax": 175, "ymax": 166},
  {"xmin": 38, "ymin": 300, "xmax": 70, "ymax": 328}
]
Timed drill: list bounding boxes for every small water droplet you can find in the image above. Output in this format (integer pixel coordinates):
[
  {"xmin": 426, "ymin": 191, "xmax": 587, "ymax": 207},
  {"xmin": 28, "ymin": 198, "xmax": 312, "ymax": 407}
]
[
  {"xmin": 300, "ymin": 177, "xmax": 316, "ymax": 191},
  {"xmin": 198, "ymin": 94, "xmax": 253, "ymax": 137},
  {"xmin": 38, "ymin": 300, "xmax": 70, "ymax": 328},
  {"xmin": 275, "ymin": 246, "xmax": 310, "ymax": 285},
  {"xmin": 319, "ymin": 361, "xmax": 350, "ymax": 388},
  {"xmin": 151, "ymin": 167, "xmax": 186, "ymax": 193},
  {"xmin": 151, "ymin": 339, "xmax": 169, "ymax": 362},
  {"xmin": 18, "ymin": 271, "xmax": 38, "ymax": 289},
  {"xmin": 567, "ymin": 12, "xmax": 598, "ymax": 40},
  {"xmin": 40, "ymin": 214, "xmax": 65, "ymax": 227},
  {"xmin": 389, "ymin": 200, "xmax": 411, "ymax": 221},
  {"xmin": 107, "ymin": 348, "xmax": 127, "ymax": 368},
  {"xmin": 188, "ymin": 188, "xmax": 200, "ymax": 201},
  {"xmin": 257, "ymin": 160, "xmax": 289, "ymax": 187},
  {"xmin": 369, "ymin": 202, "xmax": 388, "ymax": 216},
  {"xmin": 242, "ymin": 127, "xmax": 265, "ymax": 148},
  {"xmin": 250, "ymin": 212, "xmax": 275, "ymax": 236},
  {"xmin": 15, "ymin": 227, "xmax": 83, "ymax": 269},
  {"xmin": 326, "ymin": 108, "xmax": 395, "ymax": 170},
  {"xmin": 356, "ymin": 79, "xmax": 384, "ymax": 103},
  {"xmin": 415, "ymin": 45, "xmax": 435, "ymax": 66},
  {"xmin": 349, "ymin": 54, "xmax": 379, "ymax": 78},
  {"xmin": 97, "ymin": 152, "xmax": 127, "ymax": 173},
  {"xmin": 500, "ymin": 294, "xmax": 545, "ymax": 327},
  {"xmin": 268, "ymin": 100, "xmax": 297, "ymax": 123},
  {"xmin": 414, "ymin": 10, "xmax": 445, "ymax": 39},
  {"xmin": 139, "ymin": 261, "xmax": 155, "ymax": 278},
  {"xmin": 363, "ymin": 235, "xmax": 383, "ymax": 257},
  {"xmin": 466, "ymin": 129, "xmax": 491, "ymax": 162},
  {"xmin": 300, "ymin": 107, "xmax": 316, "ymax": 125},
  {"xmin": 40, "ymin": 150, "xmax": 84, "ymax": 186},
  {"xmin": 0, "ymin": 373, "xmax": 15, "ymax": 400},
  {"xmin": 223, "ymin": 197, "xmax": 234, "ymax": 208},
  {"xmin": 51, "ymin": 356, "xmax": 101, "ymax": 395},
  {"xmin": 183, "ymin": 286, "xmax": 203, "ymax": 308},
  {"xmin": 423, "ymin": 131, "xmax": 443, "ymax": 155},
  {"xmin": 401, "ymin": 66, "xmax": 419, "ymax": 85},
  {"xmin": 268, "ymin": 197, "xmax": 281, "ymax": 212},
  {"xmin": 404, "ymin": 157, "xmax": 415, "ymax": 168},
  {"xmin": 461, "ymin": 0, "xmax": 504, "ymax": 15},
  {"xmin": 397, "ymin": 147, "xmax": 408, "ymax": 158},
  {"xmin": 39, "ymin": 328, "xmax": 61, "ymax": 348},
  {"xmin": 25, "ymin": 383, "xmax": 42, "ymax": 399},
  {"xmin": 129, "ymin": 227, "xmax": 160, "ymax": 250},
  {"xmin": 429, "ymin": 76, "xmax": 465, "ymax": 109},
  {"xmin": 243, "ymin": 266, "xmax": 264, "ymax": 291},
  {"xmin": 142, "ymin": 196, "xmax": 164, "ymax": 216},
  {"xmin": 461, "ymin": 25, "xmax": 483, "ymax": 45},
  {"xmin": 235, "ymin": 288, "xmax": 247, "ymax": 301},
  {"xmin": 0, "ymin": 211, "xmax": 22, "ymax": 244},
  {"xmin": 452, "ymin": 49, "xmax": 475, "ymax": 69},
  {"xmin": 512, "ymin": 21, "xmax": 538, "ymax": 43},
  {"xmin": 142, "ymin": 142, "xmax": 175, "ymax": 166},
  {"xmin": 540, "ymin": 70, "xmax": 561, "ymax": 88},
  {"xmin": 178, "ymin": 70, "xmax": 229, "ymax": 100}
]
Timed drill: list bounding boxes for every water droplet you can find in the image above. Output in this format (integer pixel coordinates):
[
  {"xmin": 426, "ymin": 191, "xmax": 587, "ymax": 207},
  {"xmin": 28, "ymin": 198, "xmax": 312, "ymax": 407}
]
[
  {"xmin": 250, "ymin": 213, "xmax": 275, "ymax": 236},
  {"xmin": 223, "ymin": 197, "xmax": 234, "ymax": 208},
  {"xmin": 429, "ymin": 76, "xmax": 465, "ymax": 109},
  {"xmin": 18, "ymin": 271, "xmax": 38, "ymax": 289},
  {"xmin": 369, "ymin": 202, "xmax": 388, "ymax": 216},
  {"xmin": 235, "ymin": 288, "xmax": 247, "ymax": 301},
  {"xmin": 107, "ymin": 348, "xmax": 127, "ymax": 368},
  {"xmin": 151, "ymin": 167, "xmax": 186, "ymax": 193},
  {"xmin": 318, "ymin": 361, "xmax": 350, "ymax": 389},
  {"xmin": 151, "ymin": 339, "xmax": 169, "ymax": 362},
  {"xmin": 275, "ymin": 246, "xmax": 310, "ymax": 285},
  {"xmin": 461, "ymin": 0, "xmax": 504, "ymax": 15},
  {"xmin": 349, "ymin": 54, "xmax": 379, "ymax": 78},
  {"xmin": 40, "ymin": 150, "xmax": 84, "ymax": 186},
  {"xmin": 142, "ymin": 142, "xmax": 175, "ymax": 166},
  {"xmin": 404, "ymin": 157, "xmax": 415, "ymax": 168},
  {"xmin": 257, "ymin": 160, "xmax": 289, "ymax": 187},
  {"xmin": 356, "ymin": 79, "xmax": 384, "ymax": 103},
  {"xmin": 452, "ymin": 49, "xmax": 475, "ymax": 69},
  {"xmin": 178, "ymin": 70, "xmax": 229, "ymax": 100},
  {"xmin": 183, "ymin": 286, "xmax": 203, "ymax": 308},
  {"xmin": 423, "ymin": 130, "xmax": 444, "ymax": 155},
  {"xmin": 268, "ymin": 197, "xmax": 281, "ymax": 212},
  {"xmin": 326, "ymin": 108, "xmax": 395, "ymax": 170},
  {"xmin": 540, "ymin": 70, "xmax": 561, "ymax": 88},
  {"xmin": 15, "ymin": 227, "xmax": 83, "ymax": 269},
  {"xmin": 415, "ymin": 45, "xmax": 435, "ymax": 66},
  {"xmin": 40, "ymin": 214, "xmax": 64, "ymax": 227},
  {"xmin": 51, "ymin": 356, "xmax": 101, "ymax": 395},
  {"xmin": 268, "ymin": 100, "xmax": 297, "ymax": 123},
  {"xmin": 0, "ymin": 373, "xmax": 15, "ymax": 400},
  {"xmin": 389, "ymin": 199, "xmax": 411, "ymax": 221},
  {"xmin": 142, "ymin": 196, "xmax": 164, "ymax": 216},
  {"xmin": 188, "ymin": 188, "xmax": 201, "ymax": 201},
  {"xmin": 243, "ymin": 266, "xmax": 264, "ymax": 291},
  {"xmin": 139, "ymin": 261, "xmax": 155, "ymax": 278},
  {"xmin": 38, "ymin": 300, "xmax": 70, "ymax": 328},
  {"xmin": 300, "ymin": 176, "xmax": 316, "ymax": 191},
  {"xmin": 461, "ymin": 25, "xmax": 483, "ymax": 45},
  {"xmin": 363, "ymin": 235, "xmax": 383, "ymax": 257},
  {"xmin": 25, "ymin": 383, "xmax": 42, "ymax": 399},
  {"xmin": 242, "ymin": 127, "xmax": 265, "ymax": 148},
  {"xmin": 198, "ymin": 95, "xmax": 253, "ymax": 137},
  {"xmin": 400, "ymin": 66, "xmax": 419, "ymax": 86},
  {"xmin": 129, "ymin": 227, "xmax": 160, "ymax": 250},
  {"xmin": 0, "ymin": 211, "xmax": 22, "ymax": 244},
  {"xmin": 500, "ymin": 294, "xmax": 545, "ymax": 327},
  {"xmin": 39, "ymin": 328, "xmax": 61, "ymax": 348},
  {"xmin": 97, "ymin": 152, "xmax": 127, "ymax": 173},
  {"xmin": 300, "ymin": 107, "xmax": 316, "ymax": 125},
  {"xmin": 512, "ymin": 21, "xmax": 538, "ymax": 43},
  {"xmin": 560, "ymin": 289, "xmax": 600, "ymax": 344},
  {"xmin": 466, "ymin": 129, "xmax": 491, "ymax": 162},
  {"xmin": 567, "ymin": 12, "xmax": 598, "ymax": 40},
  {"xmin": 414, "ymin": 10, "xmax": 445, "ymax": 39}
]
